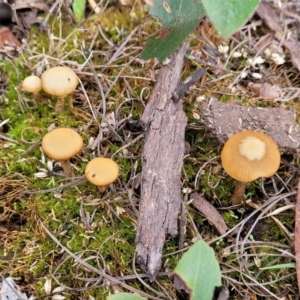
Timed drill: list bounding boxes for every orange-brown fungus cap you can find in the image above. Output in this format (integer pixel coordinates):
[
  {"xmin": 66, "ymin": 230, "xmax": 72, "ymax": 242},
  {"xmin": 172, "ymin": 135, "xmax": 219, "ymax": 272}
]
[
  {"xmin": 41, "ymin": 66, "xmax": 78, "ymax": 98},
  {"xmin": 22, "ymin": 75, "xmax": 42, "ymax": 94},
  {"xmin": 221, "ymin": 131, "xmax": 280, "ymax": 182},
  {"xmin": 85, "ymin": 158, "xmax": 119, "ymax": 186},
  {"xmin": 42, "ymin": 128, "xmax": 83, "ymax": 161}
]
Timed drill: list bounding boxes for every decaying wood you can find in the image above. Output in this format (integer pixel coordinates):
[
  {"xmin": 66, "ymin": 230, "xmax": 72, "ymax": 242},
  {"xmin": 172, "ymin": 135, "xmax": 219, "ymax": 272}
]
[
  {"xmin": 200, "ymin": 97, "xmax": 300, "ymax": 153},
  {"xmin": 136, "ymin": 42, "xmax": 189, "ymax": 280}
]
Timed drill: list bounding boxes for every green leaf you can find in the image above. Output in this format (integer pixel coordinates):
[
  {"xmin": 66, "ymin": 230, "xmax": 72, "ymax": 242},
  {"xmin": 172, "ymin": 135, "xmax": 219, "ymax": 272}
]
[
  {"xmin": 202, "ymin": 0, "xmax": 260, "ymax": 38},
  {"xmin": 174, "ymin": 240, "xmax": 222, "ymax": 300},
  {"xmin": 72, "ymin": 0, "xmax": 86, "ymax": 22},
  {"xmin": 260, "ymin": 263, "xmax": 296, "ymax": 270},
  {"xmin": 107, "ymin": 293, "xmax": 147, "ymax": 300},
  {"xmin": 142, "ymin": 0, "xmax": 205, "ymax": 61}
]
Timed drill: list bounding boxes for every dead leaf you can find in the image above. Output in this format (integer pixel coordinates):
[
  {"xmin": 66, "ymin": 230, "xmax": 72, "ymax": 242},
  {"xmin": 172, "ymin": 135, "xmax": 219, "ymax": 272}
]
[
  {"xmin": 190, "ymin": 192, "xmax": 228, "ymax": 235},
  {"xmin": 249, "ymin": 82, "xmax": 282, "ymax": 99},
  {"xmin": 0, "ymin": 27, "xmax": 21, "ymax": 47}
]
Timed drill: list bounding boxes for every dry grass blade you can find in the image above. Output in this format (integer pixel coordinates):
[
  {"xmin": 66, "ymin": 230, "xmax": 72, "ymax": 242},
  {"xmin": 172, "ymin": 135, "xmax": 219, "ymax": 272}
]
[
  {"xmin": 39, "ymin": 220, "xmax": 165, "ymax": 300},
  {"xmin": 234, "ymin": 192, "xmax": 296, "ymax": 298}
]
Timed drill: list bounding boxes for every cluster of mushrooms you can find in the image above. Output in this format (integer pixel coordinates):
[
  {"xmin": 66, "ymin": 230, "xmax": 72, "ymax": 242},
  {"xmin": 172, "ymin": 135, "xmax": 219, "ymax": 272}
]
[
  {"xmin": 221, "ymin": 130, "xmax": 280, "ymax": 206},
  {"xmin": 22, "ymin": 67, "xmax": 119, "ymax": 190},
  {"xmin": 22, "ymin": 66, "xmax": 79, "ymax": 113},
  {"xmin": 22, "ymin": 67, "xmax": 281, "ymax": 203},
  {"xmin": 41, "ymin": 127, "xmax": 119, "ymax": 190}
]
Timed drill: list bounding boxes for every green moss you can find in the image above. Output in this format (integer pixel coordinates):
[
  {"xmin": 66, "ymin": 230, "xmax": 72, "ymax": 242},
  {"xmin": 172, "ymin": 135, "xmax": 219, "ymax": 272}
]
[
  {"xmin": 183, "ymin": 128, "xmax": 235, "ymax": 203},
  {"xmin": 222, "ymin": 210, "xmax": 240, "ymax": 228}
]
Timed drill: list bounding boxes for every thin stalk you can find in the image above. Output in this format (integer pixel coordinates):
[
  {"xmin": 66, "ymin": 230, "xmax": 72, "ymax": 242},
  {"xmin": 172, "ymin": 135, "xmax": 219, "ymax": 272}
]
[
  {"xmin": 55, "ymin": 96, "xmax": 65, "ymax": 113},
  {"xmin": 60, "ymin": 160, "xmax": 74, "ymax": 178},
  {"xmin": 232, "ymin": 181, "xmax": 247, "ymax": 205}
]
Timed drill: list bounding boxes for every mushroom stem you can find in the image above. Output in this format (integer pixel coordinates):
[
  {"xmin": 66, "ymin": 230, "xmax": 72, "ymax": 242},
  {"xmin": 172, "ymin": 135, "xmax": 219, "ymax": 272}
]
[
  {"xmin": 60, "ymin": 160, "xmax": 74, "ymax": 178},
  {"xmin": 55, "ymin": 97, "xmax": 65, "ymax": 113},
  {"xmin": 232, "ymin": 181, "xmax": 247, "ymax": 206},
  {"xmin": 96, "ymin": 185, "xmax": 107, "ymax": 193},
  {"xmin": 33, "ymin": 93, "xmax": 39, "ymax": 101}
]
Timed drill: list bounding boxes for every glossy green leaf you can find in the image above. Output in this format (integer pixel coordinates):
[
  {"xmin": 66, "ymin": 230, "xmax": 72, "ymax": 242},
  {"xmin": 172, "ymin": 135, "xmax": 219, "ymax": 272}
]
[
  {"xmin": 107, "ymin": 293, "xmax": 147, "ymax": 300},
  {"xmin": 142, "ymin": 0, "xmax": 205, "ymax": 61},
  {"xmin": 72, "ymin": 0, "xmax": 86, "ymax": 22},
  {"xmin": 174, "ymin": 240, "xmax": 222, "ymax": 300},
  {"xmin": 202, "ymin": 0, "xmax": 260, "ymax": 38}
]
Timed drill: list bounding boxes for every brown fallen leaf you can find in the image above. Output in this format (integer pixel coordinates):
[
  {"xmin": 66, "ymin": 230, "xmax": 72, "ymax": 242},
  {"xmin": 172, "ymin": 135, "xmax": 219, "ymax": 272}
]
[
  {"xmin": 190, "ymin": 192, "xmax": 228, "ymax": 235},
  {"xmin": 249, "ymin": 82, "xmax": 282, "ymax": 99},
  {"xmin": 0, "ymin": 27, "xmax": 21, "ymax": 47}
]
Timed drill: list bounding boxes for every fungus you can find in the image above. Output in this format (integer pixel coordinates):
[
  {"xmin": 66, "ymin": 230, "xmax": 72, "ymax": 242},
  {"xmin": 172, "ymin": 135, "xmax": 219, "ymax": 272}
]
[
  {"xmin": 41, "ymin": 66, "xmax": 78, "ymax": 113},
  {"xmin": 85, "ymin": 157, "xmax": 119, "ymax": 191},
  {"xmin": 22, "ymin": 75, "xmax": 42, "ymax": 99},
  {"xmin": 41, "ymin": 128, "xmax": 83, "ymax": 178},
  {"xmin": 221, "ymin": 131, "xmax": 280, "ymax": 206}
]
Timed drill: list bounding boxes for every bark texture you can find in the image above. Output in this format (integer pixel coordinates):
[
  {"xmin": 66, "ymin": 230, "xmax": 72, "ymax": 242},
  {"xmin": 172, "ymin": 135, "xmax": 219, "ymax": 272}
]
[
  {"xmin": 200, "ymin": 97, "xmax": 300, "ymax": 153},
  {"xmin": 136, "ymin": 42, "xmax": 189, "ymax": 280}
]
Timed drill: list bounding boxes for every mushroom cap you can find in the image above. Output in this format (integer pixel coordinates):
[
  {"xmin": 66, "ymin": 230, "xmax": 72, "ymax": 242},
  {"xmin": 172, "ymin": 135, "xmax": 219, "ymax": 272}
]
[
  {"xmin": 85, "ymin": 158, "xmax": 119, "ymax": 186},
  {"xmin": 221, "ymin": 131, "xmax": 280, "ymax": 182},
  {"xmin": 42, "ymin": 128, "xmax": 83, "ymax": 161},
  {"xmin": 22, "ymin": 75, "xmax": 42, "ymax": 94},
  {"xmin": 41, "ymin": 66, "xmax": 78, "ymax": 97}
]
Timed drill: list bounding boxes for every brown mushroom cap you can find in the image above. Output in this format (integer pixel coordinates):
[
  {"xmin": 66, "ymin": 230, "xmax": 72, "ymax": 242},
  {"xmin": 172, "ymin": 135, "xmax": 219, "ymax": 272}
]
[
  {"xmin": 41, "ymin": 66, "xmax": 78, "ymax": 98},
  {"xmin": 22, "ymin": 75, "xmax": 42, "ymax": 94},
  {"xmin": 41, "ymin": 128, "xmax": 83, "ymax": 161},
  {"xmin": 85, "ymin": 158, "xmax": 119, "ymax": 186},
  {"xmin": 221, "ymin": 131, "xmax": 280, "ymax": 182}
]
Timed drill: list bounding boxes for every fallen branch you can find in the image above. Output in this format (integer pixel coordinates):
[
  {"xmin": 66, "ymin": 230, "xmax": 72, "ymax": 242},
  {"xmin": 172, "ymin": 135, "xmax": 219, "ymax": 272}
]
[
  {"xmin": 200, "ymin": 97, "xmax": 300, "ymax": 153},
  {"xmin": 136, "ymin": 42, "xmax": 192, "ymax": 280}
]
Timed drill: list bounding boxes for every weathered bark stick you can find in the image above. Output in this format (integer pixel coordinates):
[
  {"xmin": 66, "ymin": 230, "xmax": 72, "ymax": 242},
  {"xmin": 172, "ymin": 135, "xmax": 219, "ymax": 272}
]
[
  {"xmin": 200, "ymin": 97, "xmax": 300, "ymax": 153},
  {"xmin": 136, "ymin": 42, "xmax": 189, "ymax": 280}
]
